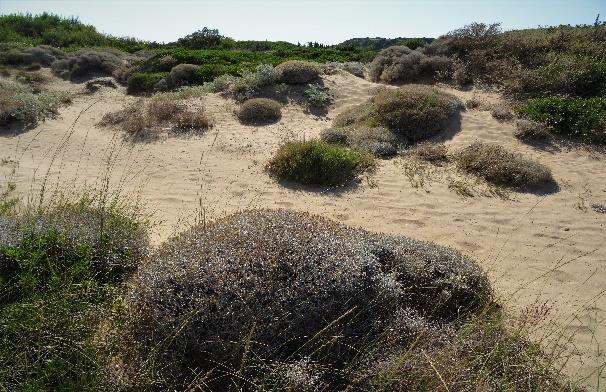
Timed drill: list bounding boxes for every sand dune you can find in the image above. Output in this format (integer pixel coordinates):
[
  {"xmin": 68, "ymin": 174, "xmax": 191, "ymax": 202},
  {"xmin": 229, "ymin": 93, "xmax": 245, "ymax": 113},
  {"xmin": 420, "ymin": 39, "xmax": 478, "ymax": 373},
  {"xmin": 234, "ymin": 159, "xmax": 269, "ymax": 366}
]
[{"xmin": 1, "ymin": 70, "xmax": 605, "ymax": 388}]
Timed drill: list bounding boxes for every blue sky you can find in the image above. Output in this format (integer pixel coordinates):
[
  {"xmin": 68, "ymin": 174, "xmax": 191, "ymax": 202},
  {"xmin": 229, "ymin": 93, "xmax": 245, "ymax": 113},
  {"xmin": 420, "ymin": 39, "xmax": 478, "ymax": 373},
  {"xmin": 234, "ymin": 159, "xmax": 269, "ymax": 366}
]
[{"xmin": 1, "ymin": 0, "xmax": 604, "ymax": 44}]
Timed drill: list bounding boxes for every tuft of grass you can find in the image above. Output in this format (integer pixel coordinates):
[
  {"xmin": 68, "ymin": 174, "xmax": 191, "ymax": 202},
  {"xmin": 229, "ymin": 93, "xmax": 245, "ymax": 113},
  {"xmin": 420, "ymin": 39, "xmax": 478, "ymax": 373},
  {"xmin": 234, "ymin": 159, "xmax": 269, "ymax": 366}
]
[
  {"xmin": 266, "ymin": 140, "xmax": 376, "ymax": 186},
  {"xmin": 454, "ymin": 142, "xmax": 555, "ymax": 188},
  {"xmin": 174, "ymin": 110, "xmax": 214, "ymax": 131},
  {"xmin": 237, "ymin": 98, "xmax": 282, "ymax": 124}
]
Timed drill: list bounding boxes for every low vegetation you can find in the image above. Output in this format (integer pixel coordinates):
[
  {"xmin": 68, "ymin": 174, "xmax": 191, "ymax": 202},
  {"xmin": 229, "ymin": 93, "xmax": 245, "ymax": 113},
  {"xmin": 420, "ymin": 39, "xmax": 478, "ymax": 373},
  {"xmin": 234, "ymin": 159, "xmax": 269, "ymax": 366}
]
[
  {"xmin": 266, "ymin": 140, "xmax": 375, "ymax": 186},
  {"xmin": 321, "ymin": 126, "xmax": 399, "ymax": 157},
  {"xmin": 99, "ymin": 98, "xmax": 212, "ymax": 138},
  {"xmin": 454, "ymin": 142, "xmax": 555, "ymax": 188},
  {"xmin": 408, "ymin": 142, "xmax": 449, "ymax": 164},
  {"xmin": 276, "ymin": 60, "xmax": 319, "ymax": 84},
  {"xmin": 0, "ymin": 79, "xmax": 69, "ymax": 125},
  {"xmin": 303, "ymin": 83, "xmax": 331, "ymax": 109},
  {"xmin": 368, "ymin": 45, "xmax": 453, "ymax": 84},
  {"xmin": 51, "ymin": 49, "xmax": 125, "ymax": 81},
  {"xmin": 514, "ymin": 119, "xmax": 552, "ymax": 142},
  {"xmin": 515, "ymin": 97, "xmax": 606, "ymax": 144},
  {"xmin": 237, "ymin": 98, "xmax": 282, "ymax": 124}
]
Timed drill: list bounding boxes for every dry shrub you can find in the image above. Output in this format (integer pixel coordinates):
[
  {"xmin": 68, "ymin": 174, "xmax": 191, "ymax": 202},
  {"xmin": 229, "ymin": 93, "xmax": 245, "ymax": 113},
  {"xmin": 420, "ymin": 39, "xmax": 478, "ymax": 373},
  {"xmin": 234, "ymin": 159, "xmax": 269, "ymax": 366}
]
[
  {"xmin": 237, "ymin": 98, "xmax": 282, "ymax": 124},
  {"xmin": 321, "ymin": 126, "xmax": 399, "ymax": 157},
  {"xmin": 455, "ymin": 142, "xmax": 555, "ymax": 188},
  {"xmin": 15, "ymin": 70, "xmax": 48, "ymax": 88},
  {"xmin": 465, "ymin": 98, "xmax": 481, "ymax": 109},
  {"xmin": 409, "ymin": 142, "xmax": 449, "ymax": 164},
  {"xmin": 333, "ymin": 101, "xmax": 377, "ymax": 128},
  {"xmin": 514, "ymin": 119, "xmax": 552, "ymax": 141},
  {"xmin": 490, "ymin": 104, "xmax": 514, "ymax": 122},
  {"xmin": 107, "ymin": 209, "xmax": 491, "ymax": 389},
  {"xmin": 277, "ymin": 60, "xmax": 319, "ymax": 84},
  {"xmin": 51, "ymin": 50, "xmax": 124, "ymax": 80},
  {"xmin": 147, "ymin": 98, "xmax": 186, "ymax": 122},
  {"xmin": 84, "ymin": 77, "xmax": 117, "ymax": 92},
  {"xmin": 0, "ymin": 45, "xmax": 65, "ymax": 67},
  {"xmin": 368, "ymin": 45, "xmax": 453, "ymax": 84},
  {"xmin": 174, "ymin": 110, "xmax": 213, "ymax": 130}
]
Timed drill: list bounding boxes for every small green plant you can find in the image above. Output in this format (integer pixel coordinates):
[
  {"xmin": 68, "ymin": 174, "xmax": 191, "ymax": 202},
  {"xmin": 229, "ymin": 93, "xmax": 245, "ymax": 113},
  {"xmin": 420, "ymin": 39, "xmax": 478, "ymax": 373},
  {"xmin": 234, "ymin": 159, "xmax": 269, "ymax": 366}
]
[
  {"xmin": 304, "ymin": 83, "xmax": 331, "ymax": 109},
  {"xmin": 515, "ymin": 97, "xmax": 606, "ymax": 144},
  {"xmin": 266, "ymin": 140, "xmax": 375, "ymax": 186}
]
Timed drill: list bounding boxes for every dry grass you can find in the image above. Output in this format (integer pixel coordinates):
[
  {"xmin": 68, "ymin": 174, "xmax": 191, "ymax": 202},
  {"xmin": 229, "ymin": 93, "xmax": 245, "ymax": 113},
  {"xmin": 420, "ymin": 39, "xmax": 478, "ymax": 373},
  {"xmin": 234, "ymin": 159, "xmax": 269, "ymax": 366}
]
[
  {"xmin": 514, "ymin": 119, "xmax": 552, "ymax": 142},
  {"xmin": 408, "ymin": 142, "xmax": 449, "ymax": 165},
  {"xmin": 491, "ymin": 104, "xmax": 514, "ymax": 122}
]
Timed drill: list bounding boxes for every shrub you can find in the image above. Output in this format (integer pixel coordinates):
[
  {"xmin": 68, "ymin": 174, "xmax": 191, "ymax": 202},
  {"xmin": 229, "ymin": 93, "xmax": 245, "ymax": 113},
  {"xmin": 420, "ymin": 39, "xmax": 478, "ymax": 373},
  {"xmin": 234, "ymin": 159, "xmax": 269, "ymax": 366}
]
[
  {"xmin": 303, "ymin": 83, "xmax": 331, "ymax": 108},
  {"xmin": 514, "ymin": 119, "xmax": 552, "ymax": 141},
  {"xmin": 84, "ymin": 77, "xmax": 117, "ymax": 93},
  {"xmin": 323, "ymin": 61, "xmax": 365, "ymax": 78},
  {"xmin": 372, "ymin": 86, "xmax": 462, "ymax": 141},
  {"xmin": 0, "ymin": 79, "xmax": 69, "ymax": 124},
  {"xmin": 174, "ymin": 110, "xmax": 213, "ymax": 130},
  {"xmin": 15, "ymin": 70, "xmax": 48, "ymax": 88},
  {"xmin": 465, "ymin": 98, "xmax": 481, "ymax": 109},
  {"xmin": 408, "ymin": 142, "xmax": 449, "ymax": 164},
  {"xmin": 51, "ymin": 50, "xmax": 124, "ymax": 80},
  {"xmin": 333, "ymin": 101, "xmax": 378, "ymax": 128},
  {"xmin": 126, "ymin": 72, "xmax": 167, "ymax": 94},
  {"xmin": 237, "ymin": 98, "xmax": 282, "ymax": 124},
  {"xmin": 0, "ymin": 45, "xmax": 65, "ymax": 67},
  {"xmin": 455, "ymin": 142, "xmax": 555, "ymax": 188},
  {"xmin": 490, "ymin": 104, "xmax": 514, "ymax": 122},
  {"xmin": 321, "ymin": 126, "xmax": 399, "ymax": 157},
  {"xmin": 277, "ymin": 60, "xmax": 319, "ymax": 84},
  {"xmin": 515, "ymin": 97, "xmax": 606, "ymax": 144},
  {"xmin": 0, "ymin": 198, "xmax": 148, "ymax": 390},
  {"xmin": 108, "ymin": 209, "xmax": 491, "ymax": 389},
  {"xmin": 266, "ymin": 140, "xmax": 376, "ymax": 185},
  {"xmin": 368, "ymin": 46, "xmax": 453, "ymax": 84},
  {"xmin": 166, "ymin": 63, "xmax": 199, "ymax": 87}
]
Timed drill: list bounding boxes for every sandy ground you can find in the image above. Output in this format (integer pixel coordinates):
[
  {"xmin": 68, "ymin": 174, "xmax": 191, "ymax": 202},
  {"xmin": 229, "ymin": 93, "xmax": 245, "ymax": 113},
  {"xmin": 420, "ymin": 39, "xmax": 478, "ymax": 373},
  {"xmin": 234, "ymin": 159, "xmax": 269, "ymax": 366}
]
[{"xmin": 1, "ymin": 70, "xmax": 605, "ymax": 389}]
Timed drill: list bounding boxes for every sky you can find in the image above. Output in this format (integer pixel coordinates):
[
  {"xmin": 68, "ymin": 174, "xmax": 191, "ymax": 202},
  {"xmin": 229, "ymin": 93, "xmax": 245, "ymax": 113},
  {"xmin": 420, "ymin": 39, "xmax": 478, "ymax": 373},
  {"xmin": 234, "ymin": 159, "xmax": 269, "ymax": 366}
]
[{"xmin": 1, "ymin": 0, "xmax": 604, "ymax": 45}]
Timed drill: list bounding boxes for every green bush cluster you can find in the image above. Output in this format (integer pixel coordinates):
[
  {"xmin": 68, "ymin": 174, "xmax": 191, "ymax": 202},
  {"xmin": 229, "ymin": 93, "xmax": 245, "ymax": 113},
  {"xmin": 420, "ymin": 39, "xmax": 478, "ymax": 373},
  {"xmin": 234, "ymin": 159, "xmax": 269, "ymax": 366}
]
[
  {"xmin": 266, "ymin": 140, "xmax": 375, "ymax": 186},
  {"xmin": 0, "ymin": 200, "xmax": 148, "ymax": 390},
  {"xmin": 515, "ymin": 97, "xmax": 606, "ymax": 143},
  {"xmin": 126, "ymin": 72, "xmax": 168, "ymax": 94}
]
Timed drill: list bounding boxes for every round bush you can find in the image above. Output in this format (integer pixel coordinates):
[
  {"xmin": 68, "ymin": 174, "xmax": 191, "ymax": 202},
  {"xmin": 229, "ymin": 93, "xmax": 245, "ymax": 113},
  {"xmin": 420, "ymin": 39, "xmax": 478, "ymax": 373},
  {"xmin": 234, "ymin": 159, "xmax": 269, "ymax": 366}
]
[
  {"xmin": 167, "ymin": 63, "xmax": 200, "ymax": 87},
  {"xmin": 455, "ymin": 142, "xmax": 555, "ymax": 188},
  {"xmin": 111, "ymin": 210, "xmax": 491, "ymax": 389},
  {"xmin": 266, "ymin": 140, "xmax": 376, "ymax": 185},
  {"xmin": 237, "ymin": 98, "xmax": 282, "ymax": 124},
  {"xmin": 368, "ymin": 46, "xmax": 453, "ymax": 84},
  {"xmin": 277, "ymin": 60, "xmax": 319, "ymax": 84}
]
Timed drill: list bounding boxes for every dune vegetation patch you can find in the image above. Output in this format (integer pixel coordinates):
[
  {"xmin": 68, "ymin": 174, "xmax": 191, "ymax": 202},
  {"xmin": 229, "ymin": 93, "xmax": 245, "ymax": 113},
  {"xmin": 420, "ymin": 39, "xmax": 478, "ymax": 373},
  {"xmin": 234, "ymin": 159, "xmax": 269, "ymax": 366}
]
[
  {"xmin": 321, "ymin": 126, "xmax": 399, "ymax": 157},
  {"xmin": 237, "ymin": 97, "xmax": 282, "ymax": 124},
  {"xmin": 276, "ymin": 60, "xmax": 320, "ymax": 84},
  {"xmin": 454, "ymin": 142, "xmax": 555, "ymax": 188},
  {"xmin": 266, "ymin": 140, "xmax": 376, "ymax": 186},
  {"xmin": 0, "ymin": 79, "xmax": 70, "ymax": 126},
  {"xmin": 368, "ymin": 45, "xmax": 453, "ymax": 84}
]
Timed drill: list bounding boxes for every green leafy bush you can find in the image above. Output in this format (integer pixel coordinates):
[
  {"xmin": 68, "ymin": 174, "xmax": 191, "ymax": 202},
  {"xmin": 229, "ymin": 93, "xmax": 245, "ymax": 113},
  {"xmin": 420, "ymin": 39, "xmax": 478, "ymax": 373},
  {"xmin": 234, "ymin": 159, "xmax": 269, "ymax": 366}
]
[
  {"xmin": 0, "ymin": 199, "xmax": 148, "ymax": 390},
  {"xmin": 515, "ymin": 97, "xmax": 606, "ymax": 143},
  {"xmin": 126, "ymin": 72, "xmax": 167, "ymax": 94},
  {"xmin": 455, "ymin": 142, "xmax": 555, "ymax": 188},
  {"xmin": 266, "ymin": 140, "xmax": 375, "ymax": 185}
]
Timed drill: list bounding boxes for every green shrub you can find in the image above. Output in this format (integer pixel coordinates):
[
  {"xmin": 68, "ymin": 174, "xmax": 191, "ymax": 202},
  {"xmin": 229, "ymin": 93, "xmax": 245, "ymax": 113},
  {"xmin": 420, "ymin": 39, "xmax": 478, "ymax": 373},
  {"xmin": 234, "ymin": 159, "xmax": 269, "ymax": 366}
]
[
  {"xmin": 515, "ymin": 97, "xmax": 606, "ymax": 143},
  {"xmin": 107, "ymin": 209, "xmax": 491, "ymax": 389},
  {"xmin": 277, "ymin": 60, "xmax": 319, "ymax": 84},
  {"xmin": 126, "ymin": 72, "xmax": 167, "ymax": 94},
  {"xmin": 455, "ymin": 142, "xmax": 555, "ymax": 188},
  {"xmin": 304, "ymin": 83, "xmax": 331, "ymax": 108},
  {"xmin": 237, "ymin": 98, "xmax": 282, "ymax": 124},
  {"xmin": 266, "ymin": 140, "xmax": 375, "ymax": 185},
  {"xmin": 0, "ymin": 199, "xmax": 148, "ymax": 390}
]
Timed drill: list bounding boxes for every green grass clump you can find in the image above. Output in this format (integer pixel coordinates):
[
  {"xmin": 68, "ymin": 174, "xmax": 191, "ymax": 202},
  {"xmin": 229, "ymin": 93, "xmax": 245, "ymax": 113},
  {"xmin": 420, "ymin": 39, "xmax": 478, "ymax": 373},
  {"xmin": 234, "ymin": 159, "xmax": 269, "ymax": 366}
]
[
  {"xmin": 515, "ymin": 97, "xmax": 606, "ymax": 144},
  {"xmin": 455, "ymin": 142, "xmax": 555, "ymax": 188},
  {"xmin": 0, "ymin": 198, "xmax": 148, "ymax": 390},
  {"xmin": 266, "ymin": 140, "xmax": 375, "ymax": 186}
]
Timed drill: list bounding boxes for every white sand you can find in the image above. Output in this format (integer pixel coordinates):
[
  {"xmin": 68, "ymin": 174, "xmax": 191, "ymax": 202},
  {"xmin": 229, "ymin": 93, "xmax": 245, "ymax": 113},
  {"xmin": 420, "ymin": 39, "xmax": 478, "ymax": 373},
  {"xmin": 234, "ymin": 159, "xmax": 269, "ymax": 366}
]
[{"xmin": 1, "ymin": 70, "xmax": 605, "ymax": 389}]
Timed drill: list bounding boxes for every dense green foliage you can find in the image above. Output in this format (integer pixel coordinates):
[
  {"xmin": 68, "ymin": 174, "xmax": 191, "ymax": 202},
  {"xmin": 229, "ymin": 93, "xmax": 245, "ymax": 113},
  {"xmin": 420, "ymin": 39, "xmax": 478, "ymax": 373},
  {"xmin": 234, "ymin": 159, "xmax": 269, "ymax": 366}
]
[
  {"xmin": 0, "ymin": 13, "xmax": 157, "ymax": 52},
  {"xmin": 126, "ymin": 72, "xmax": 168, "ymax": 94},
  {"xmin": 0, "ymin": 200, "xmax": 148, "ymax": 390},
  {"xmin": 266, "ymin": 140, "xmax": 375, "ymax": 185},
  {"xmin": 515, "ymin": 97, "xmax": 606, "ymax": 143},
  {"xmin": 338, "ymin": 36, "xmax": 433, "ymax": 51}
]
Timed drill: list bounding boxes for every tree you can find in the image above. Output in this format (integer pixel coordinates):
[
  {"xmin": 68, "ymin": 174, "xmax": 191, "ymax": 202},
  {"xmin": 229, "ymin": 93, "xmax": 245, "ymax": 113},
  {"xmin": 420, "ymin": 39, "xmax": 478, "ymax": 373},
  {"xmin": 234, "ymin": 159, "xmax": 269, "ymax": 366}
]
[{"xmin": 177, "ymin": 27, "xmax": 223, "ymax": 49}]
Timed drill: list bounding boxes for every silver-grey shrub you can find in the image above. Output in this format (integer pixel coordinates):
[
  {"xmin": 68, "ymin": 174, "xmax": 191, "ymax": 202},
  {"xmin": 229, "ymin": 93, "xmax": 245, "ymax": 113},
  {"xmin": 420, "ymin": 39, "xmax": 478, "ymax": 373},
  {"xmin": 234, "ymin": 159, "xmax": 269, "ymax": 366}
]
[
  {"xmin": 369, "ymin": 45, "xmax": 453, "ymax": 84},
  {"xmin": 51, "ymin": 50, "xmax": 124, "ymax": 80},
  {"xmin": 0, "ymin": 79, "xmax": 68, "ymax": 124},
  {"xmin": 110, "ymin": 209, "xmax": 491, "ymax": 389}
]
